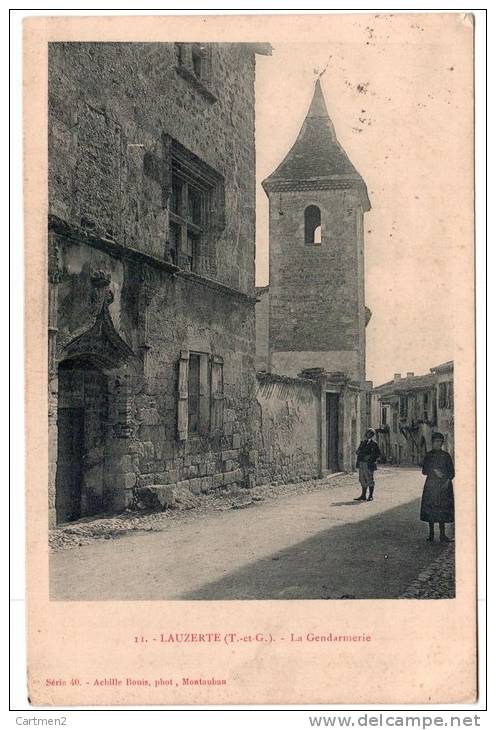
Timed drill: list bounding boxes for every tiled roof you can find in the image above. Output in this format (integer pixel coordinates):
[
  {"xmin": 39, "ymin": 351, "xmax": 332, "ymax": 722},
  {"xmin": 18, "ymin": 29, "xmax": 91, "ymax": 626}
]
[
  {"xmin": 430, "ymin": 360, "xmax": 454, "ymax": 373},
  {"xmin": 262, "ymin": 80, "xmax": 370, "ymax": 210},
  {"xmin": 374, "ymin": 373, "xmax": 436, "ymax": 396}
]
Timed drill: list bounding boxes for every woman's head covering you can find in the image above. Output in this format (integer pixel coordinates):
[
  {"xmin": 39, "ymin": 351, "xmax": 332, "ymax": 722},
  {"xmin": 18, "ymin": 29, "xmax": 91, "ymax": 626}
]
[
  {"xmin": 431, "ymin": 432, "xmax": 445, "ymax": 443},
  {"xmin": 365, "ymin": 428, "xmax": 375, "ymax": 438}
]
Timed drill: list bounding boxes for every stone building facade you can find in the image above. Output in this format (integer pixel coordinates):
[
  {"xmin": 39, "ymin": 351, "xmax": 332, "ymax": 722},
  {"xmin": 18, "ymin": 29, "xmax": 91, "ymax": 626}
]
[
  {"xmin": 48, "ymin": 42, "xmax": 270, "ymax": 526},
  {"xmin": 371, "ymin": 362, "xmax": 454, "ymax": 466},
  {"xmin": 256, "ymin": 79, "xmax": 371, "ymax": 473}
]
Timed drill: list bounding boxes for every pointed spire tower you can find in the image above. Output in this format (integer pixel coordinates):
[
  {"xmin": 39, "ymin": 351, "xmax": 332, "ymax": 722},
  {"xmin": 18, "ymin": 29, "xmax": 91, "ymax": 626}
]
[
  {"xmin": 262, "ymin": 79, "xmax": 370, "ymax": 207},
  {"xmin": 259, "ymin": 78, "xmax": 371, "ymax": 471}
]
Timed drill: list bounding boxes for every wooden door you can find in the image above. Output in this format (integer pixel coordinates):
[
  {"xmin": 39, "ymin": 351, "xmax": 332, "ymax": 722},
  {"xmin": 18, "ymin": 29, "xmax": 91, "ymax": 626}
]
[{"xmin": 55, "ymin": 406, "xmax": 84, "ymax": 523}]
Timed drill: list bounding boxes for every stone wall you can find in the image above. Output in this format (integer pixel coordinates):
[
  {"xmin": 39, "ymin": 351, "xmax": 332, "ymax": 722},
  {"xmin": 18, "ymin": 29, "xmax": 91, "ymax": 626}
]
[
  {"xmin": 254, "ymin": 372, "xmax": 321, "ymax": 485},
  {"xmin": 255, "ymin": 286, "xmax": 269, "ymax": 371},
  {"xmin": 48, "ymin": 42, "xmax": 262, "ymax": 525},
  {"xmin": 48, "ymin": 42, "xmax": 258, "ymax": 295},
  {"xmin": 48, "ymin": 227, "xmax": 258, "ymax": 524}
]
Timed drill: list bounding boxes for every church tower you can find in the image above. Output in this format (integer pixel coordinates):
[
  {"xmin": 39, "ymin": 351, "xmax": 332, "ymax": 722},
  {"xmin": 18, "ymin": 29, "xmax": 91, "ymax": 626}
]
[
  {"xmin": 261, "ymin": 79, "xmax": 371, "ymax": 472},
  {"xmin": 262, "ymin": 78, "xmax": 370, "ymax": 382}
]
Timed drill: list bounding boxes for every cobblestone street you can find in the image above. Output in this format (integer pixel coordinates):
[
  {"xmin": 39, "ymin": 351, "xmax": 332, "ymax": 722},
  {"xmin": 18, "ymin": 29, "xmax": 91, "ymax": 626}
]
[
  {"xmin": 50, "ymin": 467, "xmax": 455, "ymax": 601},
  {"xmin": 401, "ymin": 542, "xmax": 455, "ymax": 598}
]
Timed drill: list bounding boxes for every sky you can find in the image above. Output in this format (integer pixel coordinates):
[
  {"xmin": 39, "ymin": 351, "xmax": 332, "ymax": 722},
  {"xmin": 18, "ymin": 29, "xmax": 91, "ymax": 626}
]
[{"xmin": 252, "ymin": 14, "xmax": 472, "ymax": 386}]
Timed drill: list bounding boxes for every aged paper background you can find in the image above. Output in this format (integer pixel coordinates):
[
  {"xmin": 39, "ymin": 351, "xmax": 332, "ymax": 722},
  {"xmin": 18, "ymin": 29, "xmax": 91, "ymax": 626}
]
[{"xmin": 24, "ymin": 13, "xmax": 476, "ymax": 705}]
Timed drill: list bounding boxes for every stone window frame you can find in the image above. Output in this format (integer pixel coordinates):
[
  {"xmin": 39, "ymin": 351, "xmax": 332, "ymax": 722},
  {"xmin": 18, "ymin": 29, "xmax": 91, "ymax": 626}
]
[
  {"xmin": 177, "ymin": 350, "xmax": 224, "ymax": 441},
  {"xmin": 166, "ymin": 138, "xmax": 225, "ymax": 276},
  {"xmin": 175, "ymin": 43, "xmax": 217, "ymax": 103}
]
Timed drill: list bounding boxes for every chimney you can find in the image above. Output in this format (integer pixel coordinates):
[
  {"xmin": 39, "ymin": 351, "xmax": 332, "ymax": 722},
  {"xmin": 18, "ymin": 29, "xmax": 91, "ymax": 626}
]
[
  {"xmin": 406, "ymin": 371, "xmax": 414, "ymax": 378},
  {"xmin": 394, "ymin": 373, "xmax": 401, "ymax": 382},
  {"xmin": 366, "ymin": 380, "xmax": 373, "ymax": 389}
]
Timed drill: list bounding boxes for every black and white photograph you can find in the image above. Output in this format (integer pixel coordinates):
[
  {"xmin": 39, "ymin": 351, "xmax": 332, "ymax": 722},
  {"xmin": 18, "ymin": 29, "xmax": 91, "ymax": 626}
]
[
  {"xmin": 46, "ymin": 31, "xmax": 462, "ymax": 602},
  {"xmin": 16, "ymin": 9, "xmax": 481, "ymax": 708}
]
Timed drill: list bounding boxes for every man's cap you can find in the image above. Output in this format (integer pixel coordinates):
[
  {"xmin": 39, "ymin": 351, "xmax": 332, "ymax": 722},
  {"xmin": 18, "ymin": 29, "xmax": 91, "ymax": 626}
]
[
  {"xmin": 365, "ymin": 428, "xmax": 375, "ymax": 437},
  {"xmin": 431, "ymin": 432, "xmax": 445, "ymax": 442}
]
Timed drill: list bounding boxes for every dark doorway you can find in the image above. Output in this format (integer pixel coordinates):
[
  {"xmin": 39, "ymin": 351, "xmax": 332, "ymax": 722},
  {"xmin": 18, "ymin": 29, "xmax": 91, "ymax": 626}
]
[
  {"xmin": 55, "ymin": 405, "xmax": 84, "ymax": 523},
  {"xmin": 55, "ymin": 359, "xmax": 108, "ymax": 524},
  {"xmin": 326, "ymin": 393, "xmax": 340, "ymax": 472}
]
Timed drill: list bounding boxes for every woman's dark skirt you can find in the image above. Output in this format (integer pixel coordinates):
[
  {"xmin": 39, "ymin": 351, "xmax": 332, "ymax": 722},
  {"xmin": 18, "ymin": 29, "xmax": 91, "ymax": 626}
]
[{"xmin": 420, "ymin": 476, "xmax": 455, "ymax": 523}]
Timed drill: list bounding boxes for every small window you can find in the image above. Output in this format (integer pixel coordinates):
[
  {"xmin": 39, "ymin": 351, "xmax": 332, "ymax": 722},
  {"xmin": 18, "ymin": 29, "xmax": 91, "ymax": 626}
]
[
  {"xmin": 304, "ymin": 205, "xmax": 322, "ymax": 245},
  {"xmin": 381, "ymin": 406, "xmax": 388, "ymax": 426},
  {"xmin": 191, "ymin": 44, "xmax": 204, "ymax": 79},
  {"xmin": 399, "ymin": 396, "xmax": 408, "ymax": 418},
  {"xmin": 392, "ymin": 412, "xmax": 398, "ymax": 434},
  {"xmin": 175, "ymin": 43, "xmax": 216, "ymax": 102}
]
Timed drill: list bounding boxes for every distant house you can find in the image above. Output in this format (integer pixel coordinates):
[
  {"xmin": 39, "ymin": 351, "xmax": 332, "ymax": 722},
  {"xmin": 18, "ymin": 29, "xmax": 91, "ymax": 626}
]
[{"xmin": 371, "ymin": 362, "xmax": 454, "ymax": 465}]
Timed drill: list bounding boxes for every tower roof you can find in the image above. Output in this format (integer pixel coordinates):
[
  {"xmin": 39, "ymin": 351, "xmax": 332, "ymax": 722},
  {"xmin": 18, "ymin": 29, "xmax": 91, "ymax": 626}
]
[{"xmin": 262, "ymin": 79, "xmax": 370, "ymax": 210}]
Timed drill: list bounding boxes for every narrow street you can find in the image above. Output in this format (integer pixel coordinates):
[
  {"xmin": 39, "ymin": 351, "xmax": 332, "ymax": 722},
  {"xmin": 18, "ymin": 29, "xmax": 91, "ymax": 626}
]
[{"xmin": 50, "ymin": 467, "xmax": 454, "ymax": 601}]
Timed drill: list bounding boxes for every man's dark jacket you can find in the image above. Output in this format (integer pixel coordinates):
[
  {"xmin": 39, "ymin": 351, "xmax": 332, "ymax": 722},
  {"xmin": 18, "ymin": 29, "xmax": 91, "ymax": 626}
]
[{"xmin": 356, "ymin": 439, "xmax": 381, "ymax": 470}]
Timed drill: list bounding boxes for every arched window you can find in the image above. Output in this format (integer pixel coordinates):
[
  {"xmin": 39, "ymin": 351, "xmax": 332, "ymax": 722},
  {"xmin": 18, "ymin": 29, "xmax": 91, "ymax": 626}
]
[{"xmin": 304, "ymin": 205, "xmax": 322, "ymax": 245}]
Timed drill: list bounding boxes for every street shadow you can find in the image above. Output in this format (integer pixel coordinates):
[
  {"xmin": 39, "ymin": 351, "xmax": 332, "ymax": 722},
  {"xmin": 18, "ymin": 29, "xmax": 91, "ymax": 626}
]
[
  {"xmin": 179, "ymin": 497, "xmax": 454, "ymax": 601},
  {"xmin": 330, "ymin": 500, "xmax": 367, "ymax": 506}
]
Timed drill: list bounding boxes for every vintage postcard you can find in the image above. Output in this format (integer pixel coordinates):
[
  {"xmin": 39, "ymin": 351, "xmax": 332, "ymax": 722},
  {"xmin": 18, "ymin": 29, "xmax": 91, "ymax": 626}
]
[{"xmin": 24, "ymin": 12, "xmax": 477, "ymax": 705}]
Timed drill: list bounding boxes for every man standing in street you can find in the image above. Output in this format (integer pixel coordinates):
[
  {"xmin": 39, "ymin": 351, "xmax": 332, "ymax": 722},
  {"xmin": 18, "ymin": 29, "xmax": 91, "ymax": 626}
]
[{"xmin": 354, "ymin": 429, "xmax": 381, "ymax": 501}]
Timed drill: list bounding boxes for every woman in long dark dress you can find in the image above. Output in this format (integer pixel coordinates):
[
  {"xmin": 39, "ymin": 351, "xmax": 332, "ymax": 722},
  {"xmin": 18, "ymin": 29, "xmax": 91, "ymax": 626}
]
[{"xmin": 420, "ymin": 432, "xmax": 455, "ymax": 542}]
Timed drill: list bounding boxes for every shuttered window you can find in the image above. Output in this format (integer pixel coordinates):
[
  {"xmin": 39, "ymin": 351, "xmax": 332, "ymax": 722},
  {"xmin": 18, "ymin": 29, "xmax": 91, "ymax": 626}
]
[
  {"xmin": 198, "ymin": 354, "xmax": 210, "ymax": 436},
  {"xmin": 210, "ymin": 355, "xmax": 224, "ymax": 433},
  {"xmin": 177, "ymin": 351, "xmax": 220, "ymax": 440},
  {"xmin": 188, "ymin": 353, "xmax": 201, "ymax": 434},
  {"xmin": 177, "ymin": 350, "xmax": 189, "ymax": 441}
]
